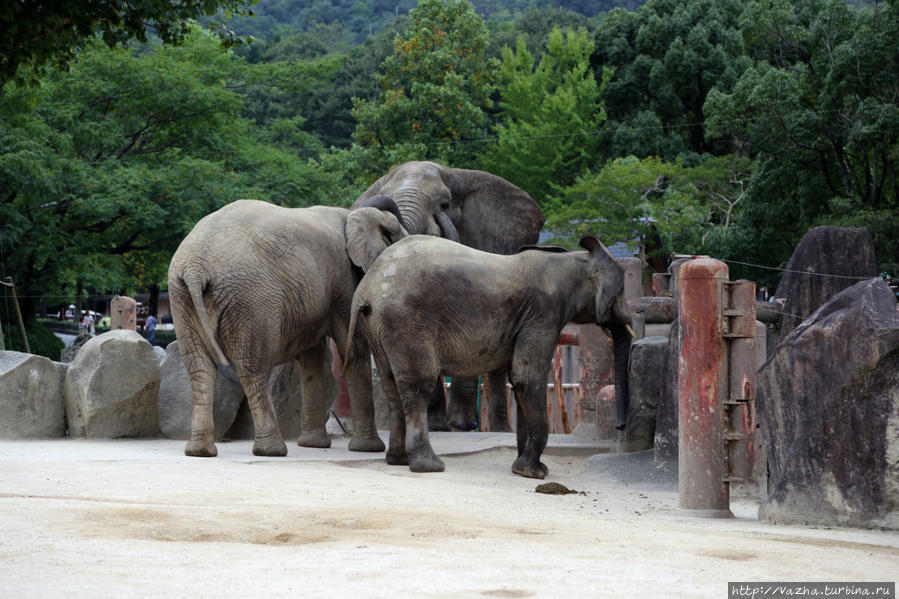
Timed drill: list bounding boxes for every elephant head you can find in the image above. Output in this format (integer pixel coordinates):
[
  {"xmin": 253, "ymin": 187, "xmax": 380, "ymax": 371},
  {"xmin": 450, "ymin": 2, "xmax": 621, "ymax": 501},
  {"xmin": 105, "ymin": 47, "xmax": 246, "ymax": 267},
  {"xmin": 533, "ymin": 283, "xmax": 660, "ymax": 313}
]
[
  {"xmin": 580, "ymin": 236, "xmax": 634, "ymax": 431},
  {"xmin": 345, "ymin": 194, "xmax": 409, "ymax": 272},
  {"xmin": 352, "ymin": 161, "xmax": 545, "ymax": 254}
]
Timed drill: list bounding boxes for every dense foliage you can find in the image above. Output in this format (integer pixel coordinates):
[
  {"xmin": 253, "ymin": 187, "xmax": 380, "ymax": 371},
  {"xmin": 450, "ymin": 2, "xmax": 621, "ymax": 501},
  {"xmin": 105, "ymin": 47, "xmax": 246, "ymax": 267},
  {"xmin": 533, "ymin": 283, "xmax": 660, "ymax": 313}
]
[{"xmin": 1, "ymin": 0, "xmax": 896, "ymax": 335}]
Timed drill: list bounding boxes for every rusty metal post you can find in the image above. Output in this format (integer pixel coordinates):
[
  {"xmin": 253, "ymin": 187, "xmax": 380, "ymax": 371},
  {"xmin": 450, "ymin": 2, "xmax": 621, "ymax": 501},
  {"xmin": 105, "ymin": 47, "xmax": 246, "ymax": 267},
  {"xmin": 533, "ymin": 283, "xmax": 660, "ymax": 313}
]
[
  {"xmin": 723, "ymin": 280, "xmax": 758, "ymax": 493},
  {"xmin": 677, "ymin": 258, "xmax": 731, "ymax": 517}
]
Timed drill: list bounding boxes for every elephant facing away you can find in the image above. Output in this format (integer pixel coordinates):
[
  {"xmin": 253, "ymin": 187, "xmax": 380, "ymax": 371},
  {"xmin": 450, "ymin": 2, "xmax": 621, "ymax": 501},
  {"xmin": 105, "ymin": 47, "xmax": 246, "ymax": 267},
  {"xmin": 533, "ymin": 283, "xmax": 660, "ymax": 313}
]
[
  {"xmin": 168, "ymin": 198, "xmax": 406, "ymax": 457},
  {"xmin": 353, "ymin": 161, "xmax": 545, "ymax": 432},
  {"xmin": 346, "ymin": 235, "xmax": 633, "ymax": 479}
]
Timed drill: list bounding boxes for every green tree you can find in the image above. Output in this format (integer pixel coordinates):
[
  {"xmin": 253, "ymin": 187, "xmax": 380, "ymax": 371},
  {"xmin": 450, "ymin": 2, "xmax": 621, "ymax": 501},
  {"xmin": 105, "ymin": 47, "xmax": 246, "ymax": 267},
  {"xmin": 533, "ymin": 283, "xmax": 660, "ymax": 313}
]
[
  {"xmin": 704, "ymin": 0, "xmax": 899, "ymax": 278},
  {"xmin": 482, "ymin": 27, "xmax": 606, "ymax": 204},
  {"xmin": 351, "ymin": 0, "xmax": 497, "ymax": 176},
  {"xmin": 0, "ymin": 0, "xmax": 254, "ymax": 86},
  {"xmin": 0, "ymin": 33, "xmax": 330, "ymax": 322},
  {"xmin": 592, "ymin": 0, "xmax": 750, "ymax": 161}
]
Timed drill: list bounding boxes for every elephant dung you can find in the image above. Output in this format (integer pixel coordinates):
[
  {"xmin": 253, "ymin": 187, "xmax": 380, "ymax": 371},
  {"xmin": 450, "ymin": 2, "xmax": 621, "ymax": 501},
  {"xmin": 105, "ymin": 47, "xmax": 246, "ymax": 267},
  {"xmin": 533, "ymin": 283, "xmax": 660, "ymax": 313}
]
[
  {"xmin": 158, "ymin": 341, "xmax": 245, "ymax": 441},
  {"xmin": 0, "ymin": 351, "xmax": 67, "ymax": 439},
  {"xmin": 757, "ymin": 278, "xmax": 899, "ymax": 529},
  {"xmin": 65, "ymin": 330, "xmax": 160, "ymax": 439},
  {"xmin": 619, "ymin": 336, "xmax": 668, "ymax": 453}
]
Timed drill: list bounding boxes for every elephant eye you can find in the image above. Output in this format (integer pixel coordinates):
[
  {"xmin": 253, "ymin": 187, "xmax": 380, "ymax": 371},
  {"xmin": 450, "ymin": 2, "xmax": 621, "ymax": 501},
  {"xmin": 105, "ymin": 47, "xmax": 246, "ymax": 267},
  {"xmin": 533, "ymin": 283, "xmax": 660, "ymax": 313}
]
[{"xmin": 440, "ymin": 202, "xmax": 450, "ymax": 210}]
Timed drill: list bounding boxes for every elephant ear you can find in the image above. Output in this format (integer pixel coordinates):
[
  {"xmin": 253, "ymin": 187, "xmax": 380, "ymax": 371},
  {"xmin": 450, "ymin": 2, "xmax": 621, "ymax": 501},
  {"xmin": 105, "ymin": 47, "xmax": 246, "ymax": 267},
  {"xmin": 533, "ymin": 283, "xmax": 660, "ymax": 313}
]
[
  {"xmin": 345, "ymin": 207, "xmax": 408, "ymax": 272},
  {"xmin": 446, "ymin": 168, "xmax": 545, "ymax": 255}
]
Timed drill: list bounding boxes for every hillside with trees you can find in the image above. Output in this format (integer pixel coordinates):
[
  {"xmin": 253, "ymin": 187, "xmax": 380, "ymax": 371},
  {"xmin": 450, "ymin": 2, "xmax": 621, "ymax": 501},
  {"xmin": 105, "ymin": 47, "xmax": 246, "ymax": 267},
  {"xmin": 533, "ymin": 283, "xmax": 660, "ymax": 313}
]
[{"xmin": 1, "ymin": 0, "xmax": 896, "ymax": 353}]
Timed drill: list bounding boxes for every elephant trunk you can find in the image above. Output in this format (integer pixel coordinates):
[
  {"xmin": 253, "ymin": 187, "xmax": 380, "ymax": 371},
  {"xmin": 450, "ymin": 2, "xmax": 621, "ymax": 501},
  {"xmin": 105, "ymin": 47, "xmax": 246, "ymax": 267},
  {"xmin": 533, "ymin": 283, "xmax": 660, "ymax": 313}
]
[
  {"xmin": 610, "ymin": 322, "xmax": 632, "ymax": 430},
  {"xmin": 434, "ymin": 211, "xmax": 461, "ymax": 243}
]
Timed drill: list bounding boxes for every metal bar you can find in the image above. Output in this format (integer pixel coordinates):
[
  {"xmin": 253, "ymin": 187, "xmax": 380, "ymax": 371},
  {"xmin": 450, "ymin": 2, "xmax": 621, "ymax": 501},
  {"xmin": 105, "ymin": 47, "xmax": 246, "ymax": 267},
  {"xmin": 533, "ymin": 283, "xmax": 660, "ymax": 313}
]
[{"xmin": 4, "ymin": 278, "xmax": 29, "ymax": 354}]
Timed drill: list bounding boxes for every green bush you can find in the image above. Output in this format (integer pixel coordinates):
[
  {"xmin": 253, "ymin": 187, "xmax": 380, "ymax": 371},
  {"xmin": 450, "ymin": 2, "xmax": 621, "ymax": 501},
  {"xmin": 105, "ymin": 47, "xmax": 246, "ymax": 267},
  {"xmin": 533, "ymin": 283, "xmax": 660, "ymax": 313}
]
[{"xmin": 2, "ymin": 319, "xmax": 65, "ymax": 360}]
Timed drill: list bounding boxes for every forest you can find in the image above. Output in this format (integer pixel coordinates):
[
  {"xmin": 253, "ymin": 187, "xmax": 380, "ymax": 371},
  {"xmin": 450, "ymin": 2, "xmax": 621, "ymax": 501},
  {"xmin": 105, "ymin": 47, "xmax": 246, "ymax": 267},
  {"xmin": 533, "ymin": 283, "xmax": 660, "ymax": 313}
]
[{"xmin": 1, "ymin": 0, "xmax": 897, "ymax": 353}]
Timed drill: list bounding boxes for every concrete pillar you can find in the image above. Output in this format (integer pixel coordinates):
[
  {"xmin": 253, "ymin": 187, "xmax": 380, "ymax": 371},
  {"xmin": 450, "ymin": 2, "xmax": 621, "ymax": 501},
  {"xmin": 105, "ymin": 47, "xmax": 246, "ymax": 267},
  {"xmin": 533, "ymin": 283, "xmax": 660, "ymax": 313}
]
[
  {"xmin": 110, "ymin": 296, "xmax": 137, "ymax": 331},
  {"xmin": 677, "ymin": 258, "xmax": 731, "ymax": 517}
]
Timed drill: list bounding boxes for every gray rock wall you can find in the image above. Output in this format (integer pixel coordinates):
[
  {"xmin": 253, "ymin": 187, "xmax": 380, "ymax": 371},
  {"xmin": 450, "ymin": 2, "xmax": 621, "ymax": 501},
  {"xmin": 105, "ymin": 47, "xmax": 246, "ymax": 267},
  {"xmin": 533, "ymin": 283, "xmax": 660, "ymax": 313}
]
[{"xmin": 0, "ymin": 351, "xmax": 67, "ymax": 438}]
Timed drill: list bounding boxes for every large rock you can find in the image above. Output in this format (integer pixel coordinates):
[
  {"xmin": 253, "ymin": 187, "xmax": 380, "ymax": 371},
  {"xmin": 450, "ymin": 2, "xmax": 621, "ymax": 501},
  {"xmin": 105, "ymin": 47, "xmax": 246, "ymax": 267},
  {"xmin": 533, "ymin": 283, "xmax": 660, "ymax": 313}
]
[
  {"xmin": 619, "ymin": 336, "xmax": 667, "ymax": 452},
  {"xmin": 774, "ymin": 226, "xmax": 878, "ymax": 342},
  {"xmin": 65, "ymin": 330, "xmax": 160, "ymax": 438},
  {"xmin": 158, "ymin": 341, "xmax": 245, "ymax": 440},
  {"xmin": 0, "ymin": 351, "xmax": 67, "ymax": 438},
  {"xmin": 60, "ymin": 332, "xmax": 93, "ymax": 363},
  {"xmin": 653, "ymin": 319, "xmax": 680, "ymax": 465},
  {"xmin": 757, "ymin": 279, "xmax": 899, "ymax": 529}
]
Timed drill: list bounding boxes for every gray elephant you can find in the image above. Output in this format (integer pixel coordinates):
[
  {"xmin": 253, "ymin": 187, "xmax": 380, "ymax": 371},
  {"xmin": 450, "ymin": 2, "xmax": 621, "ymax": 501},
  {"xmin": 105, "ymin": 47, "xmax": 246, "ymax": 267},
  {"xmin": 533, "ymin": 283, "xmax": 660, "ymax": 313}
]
[
  {"xmin": 352, "ymin": 161, "xmax": 545, "ymax": 432},
  {"xmin": 346, "ymin": 235, "xmax": 633, "ymax": 479},
  {"xmin": 168, "ymin": 197, "xmax": 406, "ymax": 457}
]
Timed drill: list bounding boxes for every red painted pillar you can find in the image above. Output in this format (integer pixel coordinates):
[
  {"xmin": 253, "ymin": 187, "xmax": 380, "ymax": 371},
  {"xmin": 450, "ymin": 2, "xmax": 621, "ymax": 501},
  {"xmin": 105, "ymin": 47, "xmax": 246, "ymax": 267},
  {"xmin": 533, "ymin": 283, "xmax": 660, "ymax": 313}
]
[{"xmin": 677, "ymin": 258, "xmax": 733, "ymax": 517}]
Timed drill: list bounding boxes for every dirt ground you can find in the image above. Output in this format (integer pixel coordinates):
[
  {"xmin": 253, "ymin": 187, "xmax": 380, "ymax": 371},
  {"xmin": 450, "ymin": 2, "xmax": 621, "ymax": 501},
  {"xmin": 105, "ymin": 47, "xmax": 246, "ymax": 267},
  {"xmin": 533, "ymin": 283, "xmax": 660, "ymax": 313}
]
[{"xmin": 1, "ymin": 435, "xmax": 897, "ymax": 598}]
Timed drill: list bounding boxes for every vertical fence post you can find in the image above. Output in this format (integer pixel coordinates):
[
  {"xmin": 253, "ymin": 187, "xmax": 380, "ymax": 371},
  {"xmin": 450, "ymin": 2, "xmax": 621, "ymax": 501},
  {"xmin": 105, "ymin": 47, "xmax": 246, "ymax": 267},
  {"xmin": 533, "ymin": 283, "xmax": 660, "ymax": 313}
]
[
  {"xmin": 3, "ymin": 278, "xmax": 29, "ymax": 354},
  {"xmin": 677, "ymin": 258, "xmax": 732, "ymax": 517},
  {"xmin": 723, "ymin": 280, "xmax": 758, "ymax": 492}
]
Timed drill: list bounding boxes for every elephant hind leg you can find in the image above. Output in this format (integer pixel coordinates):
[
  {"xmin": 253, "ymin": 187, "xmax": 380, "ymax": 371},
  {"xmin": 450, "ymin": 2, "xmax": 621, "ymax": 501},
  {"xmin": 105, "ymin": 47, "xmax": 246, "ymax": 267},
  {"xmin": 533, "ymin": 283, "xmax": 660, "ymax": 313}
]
[
  {"xmin": 183, "ymin": 343, "xmax": 218, "ymax": 458},
  {"xmin": 239, "ymin": 369, "xmax": 287, "ymax": 457},
  {"xmin": 396, "ymin": 374, "xmax": 445, "ymax": 473},
  {"xmin": 487, "ymin": 369, "xmax": 512, "ymax": 433},
  {"xmin": 370, "ymin": 351, "xmax": 406, "ymax": 466}
]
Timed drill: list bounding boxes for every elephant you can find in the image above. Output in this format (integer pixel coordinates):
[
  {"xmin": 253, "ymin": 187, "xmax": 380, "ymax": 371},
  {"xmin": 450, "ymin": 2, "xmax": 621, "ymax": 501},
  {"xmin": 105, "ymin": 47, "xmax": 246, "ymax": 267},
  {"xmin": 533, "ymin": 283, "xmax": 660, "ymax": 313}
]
[
  {"xmin": 168, "ymin": 197, "xmax": 407, "ymax": 457},
  {"xmin": 352, "ymin": 161, "xmax": 545, "ymax": 432},
  {"xmin": 346, "ymin": 234, "xmax": 633, "ymax": 479}
]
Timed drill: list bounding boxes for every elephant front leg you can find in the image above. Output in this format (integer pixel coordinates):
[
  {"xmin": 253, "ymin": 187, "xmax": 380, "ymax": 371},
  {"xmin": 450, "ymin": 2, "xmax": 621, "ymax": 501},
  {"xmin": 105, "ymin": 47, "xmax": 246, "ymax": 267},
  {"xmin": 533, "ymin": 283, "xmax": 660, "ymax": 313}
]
[
  {"xmin": 487, "ymin": 369, "xmax": 512, "ymax": 432},
  {"xmin": 398, "ymin": 375, "xmax": 445, "ymax": 473},
  {"xmin": 297, "ymin": 341, "xmax": 331, "ymax": 449},
  {"xmin": 426, "ymin": 380, "xmax": 450, "ymax": 431},
  {"xmin": 447, "ymin": 376, "xmax": 479, "ymax": 431},
  {"xmin": 509, "ymin": 379, "xmax": 549, "ymax": 479}
]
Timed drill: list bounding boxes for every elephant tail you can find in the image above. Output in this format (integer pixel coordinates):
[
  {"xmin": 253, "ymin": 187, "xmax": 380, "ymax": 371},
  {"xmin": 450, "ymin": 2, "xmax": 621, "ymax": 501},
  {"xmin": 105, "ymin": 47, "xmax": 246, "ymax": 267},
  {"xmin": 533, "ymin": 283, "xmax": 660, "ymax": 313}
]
[
  {"xmin": 181, "ymin": 269, "xmax": 231, "ymax": 368},
  {"xmin": 344, "ymin": 296, "xmax": 370, "ymax": 365}
]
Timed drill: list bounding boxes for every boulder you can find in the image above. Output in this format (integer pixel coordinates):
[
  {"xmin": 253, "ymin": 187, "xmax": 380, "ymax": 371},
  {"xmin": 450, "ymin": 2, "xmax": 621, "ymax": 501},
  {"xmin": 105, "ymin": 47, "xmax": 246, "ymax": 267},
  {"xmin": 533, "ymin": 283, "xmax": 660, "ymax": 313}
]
[
  {"xmin": 653, "ymin": 319, "xmax": 680, "ymax": 465},
  {"xmin": 60, "ymin": 332, "xmax": 93, "ymax": 363},
  {"xmin": 0, "ymin": 351, "xmax": 67, "ymax": 438},
  {"xmin": 773, "ymin": 226, "xmax": 877, "ymax": 342},
  {"xmin": 65, "ymin": 330, "xmax": 160, "ymax": 438},
  {"xmin": 619, "ymin": 336, "xmax": 668, "ymax": 452},
  {"xmin": 757, "ymin": 279, "xmax": 899, "ymax": 529},
  {"xmin": 158, "ymin": 341, "xmax": 244, "ymax": 440}
]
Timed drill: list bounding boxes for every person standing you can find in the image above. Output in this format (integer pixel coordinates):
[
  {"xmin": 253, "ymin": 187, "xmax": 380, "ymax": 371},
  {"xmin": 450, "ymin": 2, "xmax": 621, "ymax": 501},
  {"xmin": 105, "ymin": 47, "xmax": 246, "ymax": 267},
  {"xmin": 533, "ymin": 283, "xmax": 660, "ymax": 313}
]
[{"xmin": 146, "ymin": 313, "xmax": 157, "ymax": 345}]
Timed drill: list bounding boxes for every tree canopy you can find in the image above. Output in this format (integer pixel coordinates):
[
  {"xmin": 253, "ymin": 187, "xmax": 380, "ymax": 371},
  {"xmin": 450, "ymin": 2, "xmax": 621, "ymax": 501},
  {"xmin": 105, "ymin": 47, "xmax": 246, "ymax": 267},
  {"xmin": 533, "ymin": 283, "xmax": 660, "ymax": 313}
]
[{"xmin": 0, "ymin": 0, "xmax": 255, "ymax": 86}]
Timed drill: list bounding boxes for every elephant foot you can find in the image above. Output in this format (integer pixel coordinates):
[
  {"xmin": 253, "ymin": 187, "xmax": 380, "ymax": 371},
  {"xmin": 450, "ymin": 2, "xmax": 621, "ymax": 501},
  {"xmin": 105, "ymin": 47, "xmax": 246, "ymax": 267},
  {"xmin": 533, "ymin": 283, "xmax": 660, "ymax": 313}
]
[
  {"xmin": 185, "ymin": 438, "xmax": 217, "ymax": 457},
  {"xmin": 408, "ymin": 447, "xmax": 446, "ymax": 473},
  {"xmin": 448, "ymin": 419, "xmax": 479, "ymax": 432},
  {"xmin": 385, "ymin": 449, "xmax": 409, "ymax": 466},
  {"xmin": 511, "ymin": 455, "xmax": 548, "ymax": 479},
  {"xmin": 348, "ymin": 434, "xmax": 386, "ymax": 453},
  {"xmin": 297, "ymin": 429, "xmax": 331, "ymax": 449},
  {"xmin": 428, "ymin": 411, "xmax": 450, "ymax": 432},
  {"xmin": 253, "ymin": 436, "xmax": 288, "ymax": 457}
]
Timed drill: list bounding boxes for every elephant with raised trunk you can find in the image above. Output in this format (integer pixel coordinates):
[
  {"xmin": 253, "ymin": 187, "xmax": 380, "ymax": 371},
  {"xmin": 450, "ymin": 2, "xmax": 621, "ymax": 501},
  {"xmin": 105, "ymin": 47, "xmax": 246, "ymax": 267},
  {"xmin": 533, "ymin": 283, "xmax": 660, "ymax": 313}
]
[
  {"xmin": 346, "ymin": 235, "xmax": 633, "ymax": 479},
  {"xmin": 353, "ymin": 161, "xmax": 545, "ymax": 432},
  {"xmin": 169, "ymin": 197, "xmax": 406, "ymax": 457}
]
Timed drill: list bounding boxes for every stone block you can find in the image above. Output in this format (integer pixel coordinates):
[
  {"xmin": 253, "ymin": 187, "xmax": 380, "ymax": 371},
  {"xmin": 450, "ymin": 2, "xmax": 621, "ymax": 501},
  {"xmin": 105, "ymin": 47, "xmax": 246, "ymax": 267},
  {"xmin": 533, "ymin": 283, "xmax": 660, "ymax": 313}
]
[
  {"xmin": 758, "ymin": 279, "xmax": 899, "ymax": 529},
  {"xmin": 619, "ymin": 336, "xmax": 668, "ymax": 453},
  {"xmin": 65, "ymin": 330, "xmax": 160, "ymax": 438},
  {"xmin": 0, "ymin": 351, "xmax": 67, "ymax": 438}
]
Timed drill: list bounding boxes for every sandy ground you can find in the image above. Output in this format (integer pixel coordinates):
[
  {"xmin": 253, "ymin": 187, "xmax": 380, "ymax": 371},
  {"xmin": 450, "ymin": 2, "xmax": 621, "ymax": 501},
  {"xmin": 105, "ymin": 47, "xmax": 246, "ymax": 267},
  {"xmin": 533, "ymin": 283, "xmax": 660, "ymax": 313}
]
[{"xmin": 1, "ymin": 434, "xmax": 897, "ymax": 598}]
